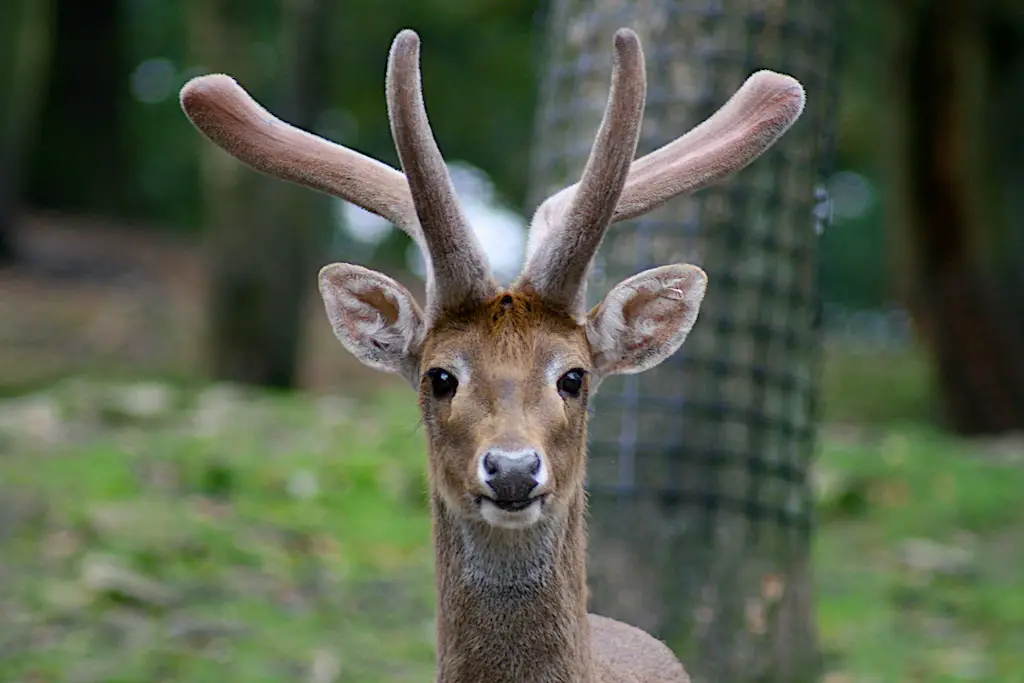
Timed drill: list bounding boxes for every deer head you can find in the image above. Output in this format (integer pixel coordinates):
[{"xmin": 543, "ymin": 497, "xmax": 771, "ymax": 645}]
[{"xmin": 180, "ymin": 28, "xmax": 804, "ymax": 533}]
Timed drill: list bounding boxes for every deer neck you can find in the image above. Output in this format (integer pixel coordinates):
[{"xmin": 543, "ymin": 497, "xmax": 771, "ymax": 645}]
[{"xmin": 431, "ymin": 483, "xmax": 592, "ymax": 683}]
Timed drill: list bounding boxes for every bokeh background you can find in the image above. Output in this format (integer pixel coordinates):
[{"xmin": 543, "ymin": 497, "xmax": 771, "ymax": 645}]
[{"xmin": 1, "ymin": 0, "xmax": 1022, "ymax": 681}]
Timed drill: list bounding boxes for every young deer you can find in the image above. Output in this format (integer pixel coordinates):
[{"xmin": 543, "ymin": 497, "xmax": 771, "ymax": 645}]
[{"xmin": 181, "ymin": 28, "xmax": 804, "ymax": 683}]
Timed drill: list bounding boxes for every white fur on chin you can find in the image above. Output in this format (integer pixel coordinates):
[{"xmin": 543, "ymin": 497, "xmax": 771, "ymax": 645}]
[{"xmin": 479, "ymin": 498, "xmax": 545, "ymax": 530}]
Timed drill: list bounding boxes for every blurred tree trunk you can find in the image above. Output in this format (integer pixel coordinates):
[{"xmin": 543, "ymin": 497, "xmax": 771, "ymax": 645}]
[
  {"xmin": 0, "ymin": 0, "xmax": 52, "ymax": 263},
  {"xmin": 886, "ymin": 0, "xmax": 1024, "ymax": 434},
  {"xmin": 26, "ymin": 0, "xmax": 127, "ymax": 219},
  {"xmin": 985, "ymin": 2, "xmax": 1024, "ymax": 351},
  {"xmin": 530, "ymin": 1, "xmax": 839, "ymax": 681},
  {"xmin": 186, "ymin": 0, "xmax": 331, "ymax": 388}
]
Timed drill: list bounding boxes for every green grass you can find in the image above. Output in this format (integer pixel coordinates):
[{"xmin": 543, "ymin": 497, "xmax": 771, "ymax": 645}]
[
  {"xmin": 820, "ymin": 343, "xmax": 936, "ymax": 425},
  {"xmin": 814, "ymin": 426, "xmax": 1024, "ymax": 681},
  {"xmin": 0, "ymin": 379, "xmax": 1021, "ymax": 682},
  {"xmin": 0, "ymin": 382, "xmax": 435, "ymax": 682}
]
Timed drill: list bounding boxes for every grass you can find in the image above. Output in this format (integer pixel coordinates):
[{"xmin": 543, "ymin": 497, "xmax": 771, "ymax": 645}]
[
  {"xmin": 0, "ymin": 377, "xmax": 1022, "ymax": 682},
  {"xmin": 0, "ymin": 382, "xmax": 434, "ymax": 683},
  {"xmin": 814, "ymin": 426, "xmax": 1024, "ymax": 681},
  {"xmin": 820, "ymin": 342, "xmax": 937, "ymax": 426}
]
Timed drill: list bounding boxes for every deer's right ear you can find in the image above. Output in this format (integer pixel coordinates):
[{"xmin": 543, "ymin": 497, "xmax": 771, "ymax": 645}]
[{"xmin": 318, "ymin": 263, "xmax": 426, "ymax": 386}]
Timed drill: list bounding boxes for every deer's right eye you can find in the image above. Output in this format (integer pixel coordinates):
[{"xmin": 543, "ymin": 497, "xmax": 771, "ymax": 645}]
[{"xmin": 426, "ymin": 367, "xmax": 458, "ymax": 399}]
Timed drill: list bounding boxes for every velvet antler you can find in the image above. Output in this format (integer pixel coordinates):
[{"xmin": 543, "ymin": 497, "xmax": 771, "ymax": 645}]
[{"xmin": 179, "ymin": 29, "xmax": 497, "ymax": 318}]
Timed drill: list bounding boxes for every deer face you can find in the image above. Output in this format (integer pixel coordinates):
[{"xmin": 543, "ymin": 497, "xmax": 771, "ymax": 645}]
[
  {"xmin": 181, "ymin": 28, "xmax": 803, "ymax": 528},
  {"xmin": 417, "ymin": 292, "xmax": 590, "ymax": 529}
]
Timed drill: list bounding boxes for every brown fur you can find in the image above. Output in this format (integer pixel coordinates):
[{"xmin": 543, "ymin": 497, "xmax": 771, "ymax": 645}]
[{"xmin": 418, "ymin": 292, "xmax": 689, "ymax": 683}]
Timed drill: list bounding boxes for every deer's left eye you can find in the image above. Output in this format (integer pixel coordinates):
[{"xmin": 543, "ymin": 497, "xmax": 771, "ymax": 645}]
[{"xmin": 557, "ymin": 368, "xmax": 586, "ymax": 398}]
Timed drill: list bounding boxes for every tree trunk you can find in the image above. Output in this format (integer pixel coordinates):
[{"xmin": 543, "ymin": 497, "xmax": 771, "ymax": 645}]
[
  {"xmin": 529, "ymin": 1, "xmax": 840, "ymax": 681},
  {"xmin": 187, "ymin": 0, "xmax": 331, "ymax": 388},
  {"xmin": 887, "ymin": 0, "xmax": 1024, "ymax": 435},
  {"xmin": 26, "ymin": 0, "xmax": 126, "ymax": 219},
  {"xmin": 0, "ymin": 0, "xmax": 53, "ymax": 263}
]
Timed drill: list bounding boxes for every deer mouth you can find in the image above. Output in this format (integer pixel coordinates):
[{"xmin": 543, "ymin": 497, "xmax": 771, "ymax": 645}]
[
  {"xmin": 478, "ymin": 494, "xmax": 547, "ymax": 513},
  {"xmin": 475, "ymin": 494, "xmax": 548, "ymax": 529}
]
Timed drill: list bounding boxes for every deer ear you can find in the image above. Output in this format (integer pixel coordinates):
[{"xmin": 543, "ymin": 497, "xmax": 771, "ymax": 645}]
[
  {"xmin": 318, "ymin": 263, "xmax": 426, "ymax": 385},
  {"xmin": 586, "ymin": 264, "xmax": 707, "ymax": 377}
]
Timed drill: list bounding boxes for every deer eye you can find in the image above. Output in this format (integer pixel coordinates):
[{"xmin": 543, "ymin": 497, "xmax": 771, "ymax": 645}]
[
  {"xmin": 557, "ymin": 368, "xmax": 586, "ymax": 398},
  {"xmin": 426, "ymin": 367, "xmax": 458, "ymax": 399}
]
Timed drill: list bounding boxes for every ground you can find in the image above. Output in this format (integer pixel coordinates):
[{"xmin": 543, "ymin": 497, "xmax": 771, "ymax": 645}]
[{"xmin": 0, "ymin": 382, "xmax": 435, "ymax": 683}]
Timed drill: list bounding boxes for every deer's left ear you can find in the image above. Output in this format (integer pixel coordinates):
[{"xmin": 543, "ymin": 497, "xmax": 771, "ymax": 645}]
[{"xmin": 586, "ymin": 264, "xmax": 707, "ymax": 377}]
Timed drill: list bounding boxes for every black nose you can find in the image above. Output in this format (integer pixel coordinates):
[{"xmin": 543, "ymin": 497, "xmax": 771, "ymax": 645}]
[{"xmin": 482, "ymin": 451, "xmax": 541, "ymax": 502}]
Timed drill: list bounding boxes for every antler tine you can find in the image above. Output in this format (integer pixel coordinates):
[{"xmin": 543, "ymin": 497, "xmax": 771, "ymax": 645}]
[
  {"xmin": 516, "ymin": 28, "xmax": 646, "ymax": 313},
  {"xmin": 386, "ymin": 30, "xmax": 498, "ymax": 314},
  {"xmin": 611, "ymin": 69, "xmax": 806, "ymax": 223},
  {"xmin": 179, "ymin": 74, "xmax": 421, "ymax": 241}
]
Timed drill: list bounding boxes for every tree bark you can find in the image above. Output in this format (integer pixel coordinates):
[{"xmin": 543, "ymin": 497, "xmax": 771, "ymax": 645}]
[
  {"xmin": 0, "ymin": 0, "xmax": 53, "ymax": 263},
  {"xmin": 187, "ymin": 0, "xmax": 331, "ymax": 388},
  {"xmin": 887, "ymin": 0, "xmax": 1024, "ymax": 434},
  {"xmin": 529, "ymin": 1, "xmax": 839, "ymax": 681}
]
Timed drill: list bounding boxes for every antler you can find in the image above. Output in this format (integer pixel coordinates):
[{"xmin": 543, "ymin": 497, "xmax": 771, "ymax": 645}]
[
  {"xmin": 179, "ymin": 29, "xmax": 496, "ymax": 318},
  {"xmin": 517, "ymin": 32, "xmax": 806, "ymax": 315},
  {"xmin": 385, "ymin": 30, "xmax": 497, "ymax": 311},
  {"xmin": 516, "ymin": 28, "xmax": 646, "ymax": 312}
]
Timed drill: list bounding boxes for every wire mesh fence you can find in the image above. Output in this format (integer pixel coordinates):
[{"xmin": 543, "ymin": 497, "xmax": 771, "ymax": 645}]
[{"xmin": 529, "ymin": 1, "xmax": 842, "ymax": 680}]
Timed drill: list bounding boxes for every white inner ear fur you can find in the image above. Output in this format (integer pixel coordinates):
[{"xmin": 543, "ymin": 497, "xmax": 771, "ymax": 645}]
[
  {"xmin": 318, "ymin": 263, "xmax": 426, "ymax": 386},
  {"xmin": 586, "ymin": 263, "xmax": 708, "ymax": 378}
]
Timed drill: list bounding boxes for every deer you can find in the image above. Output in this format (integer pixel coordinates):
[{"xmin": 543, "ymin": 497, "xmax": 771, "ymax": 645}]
[{"xmin": 180, "ymin": 26, "xmax": 804, "ymax": 683}]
